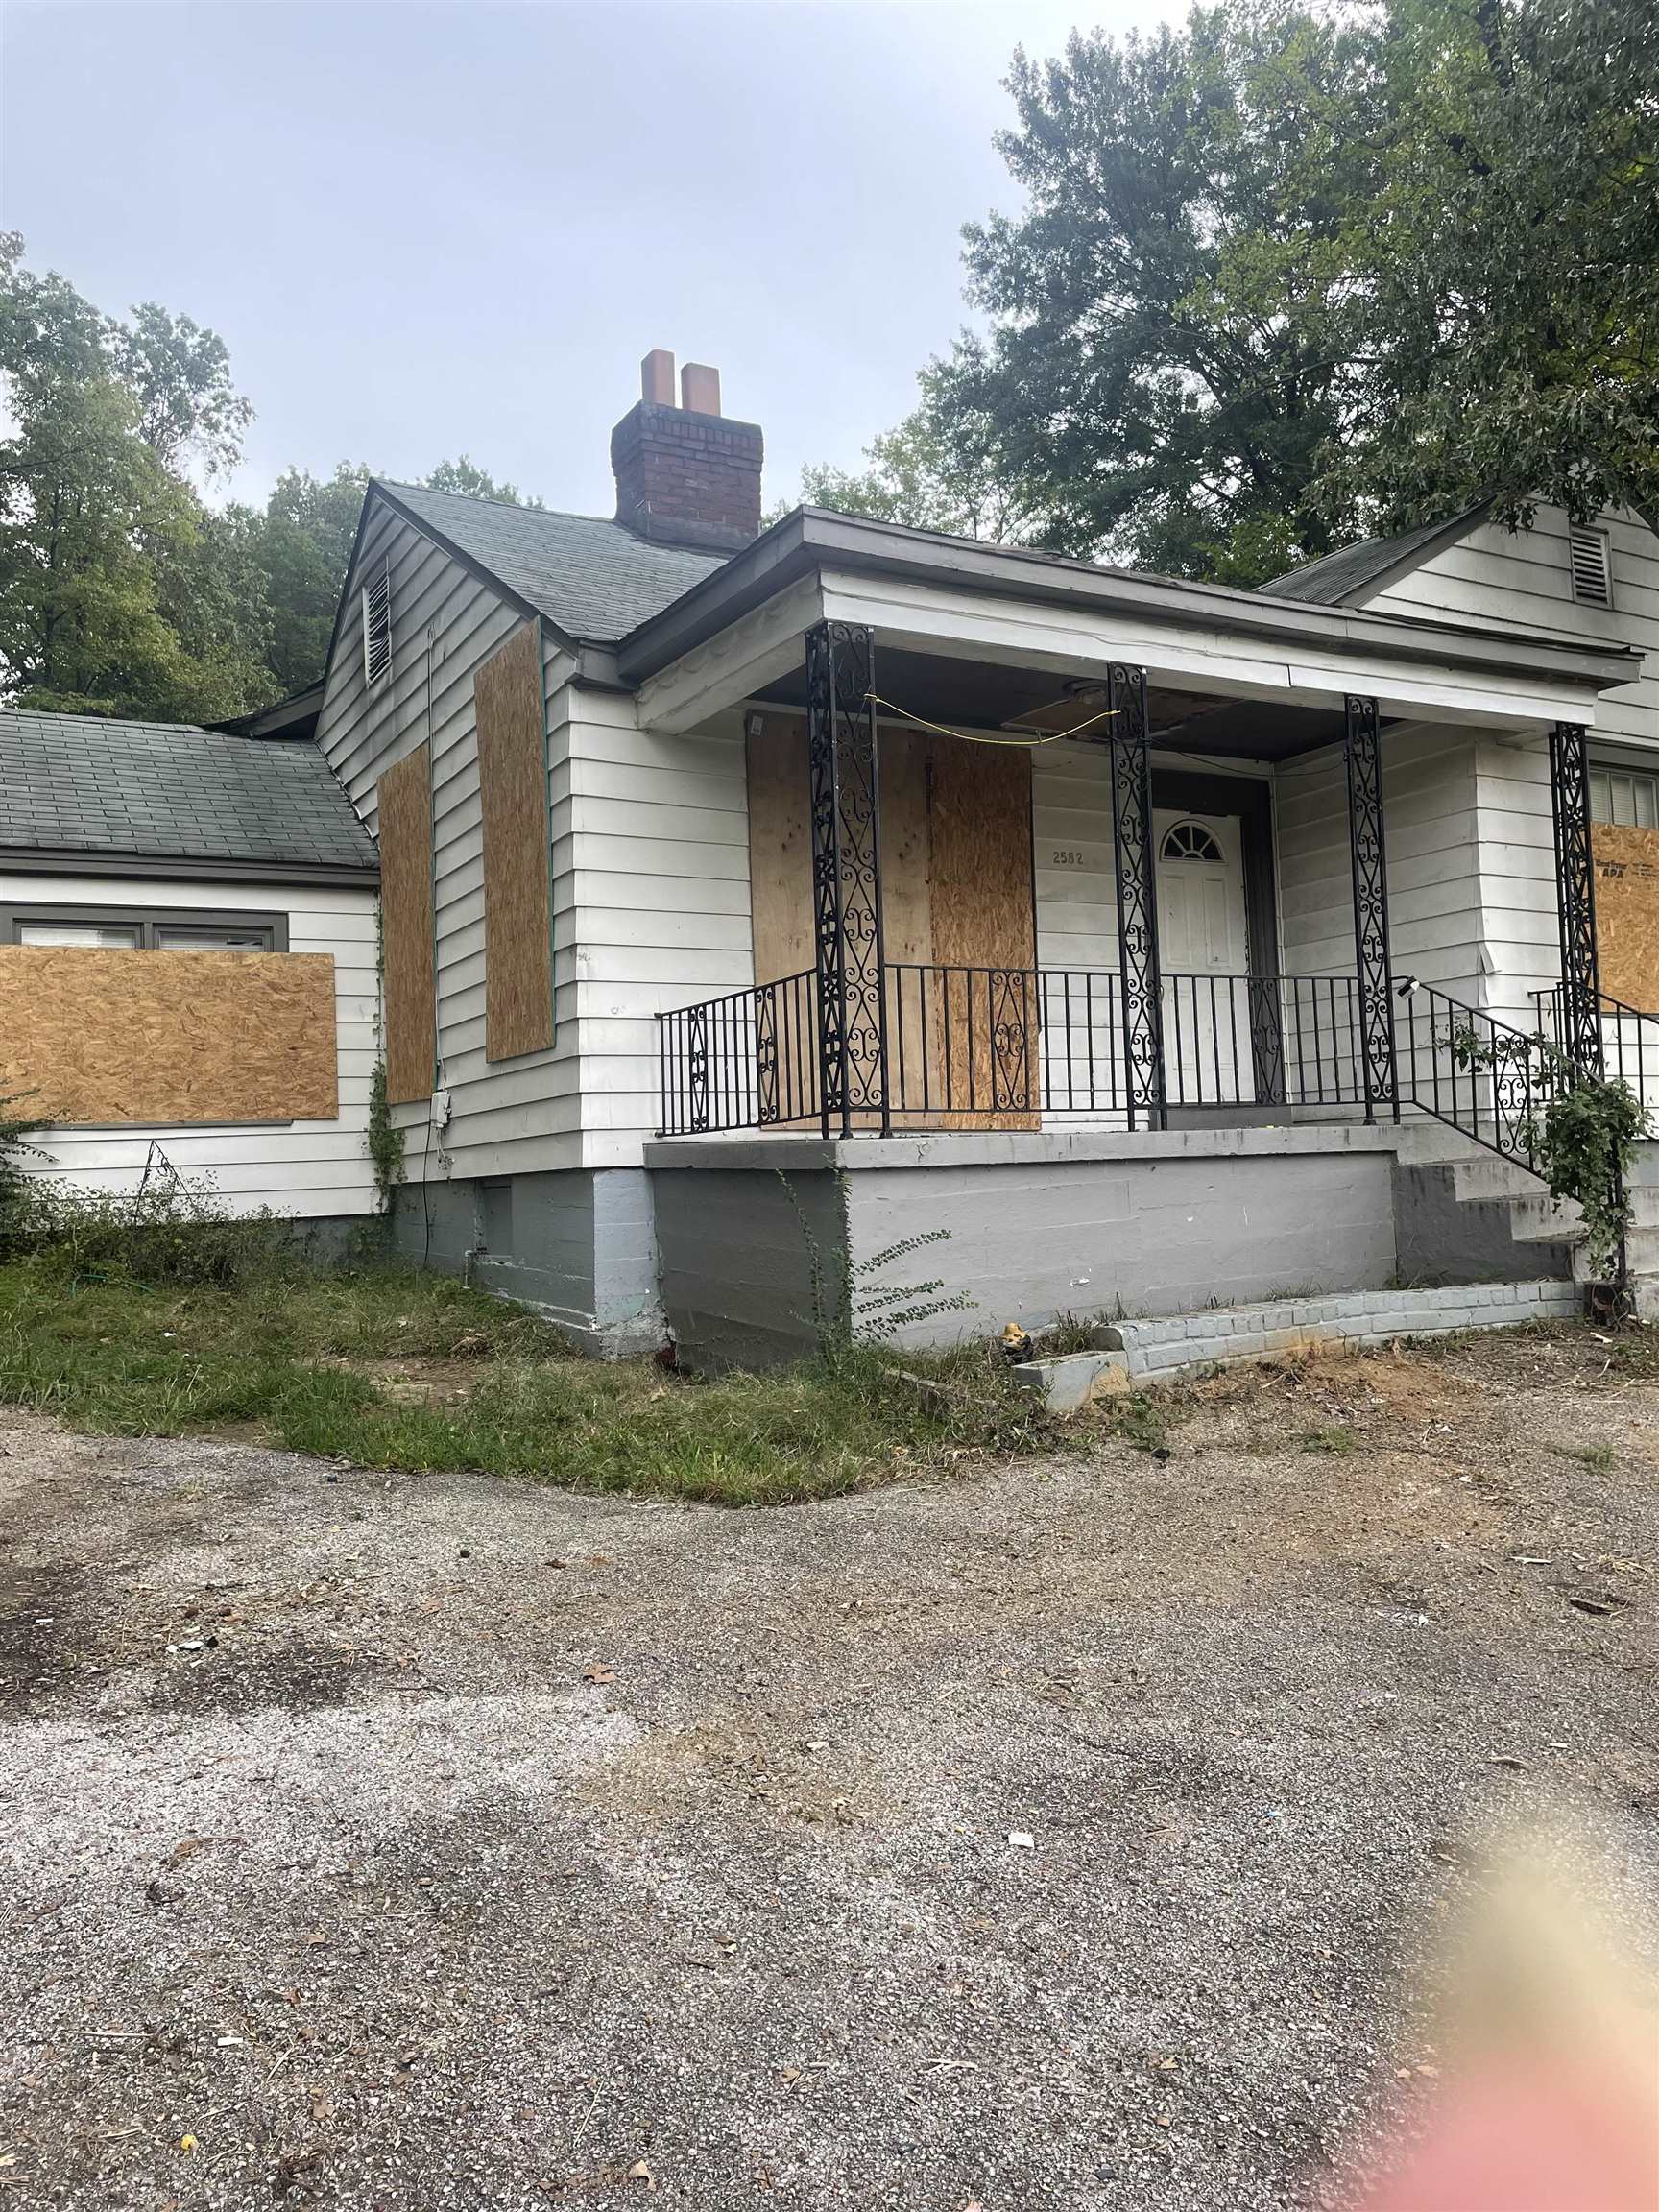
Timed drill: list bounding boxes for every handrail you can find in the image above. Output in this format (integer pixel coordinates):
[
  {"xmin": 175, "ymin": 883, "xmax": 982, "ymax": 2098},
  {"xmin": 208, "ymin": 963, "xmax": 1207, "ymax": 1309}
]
[
  {"xmin": 1530, "ymin": 984, "xmax": 1659, "ymax": 1114},
  {"xmin": 1399, "ymin": 983, "xmax": 1566, "ymax": 1171}
]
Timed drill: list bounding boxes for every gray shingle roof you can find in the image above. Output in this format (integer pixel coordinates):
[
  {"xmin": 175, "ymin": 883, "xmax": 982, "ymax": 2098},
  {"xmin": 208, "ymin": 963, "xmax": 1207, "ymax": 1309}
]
[
  {"xmin": 0, "ymin": 710, "xmax": 377, "ymax": 874},
  {"xmin": 1261, "ymin": 503, "xmax": 1491, "ymax": 606},
  {"xmin": 379, "ymin": 482, "xmax": 731, "ymax": 645}
]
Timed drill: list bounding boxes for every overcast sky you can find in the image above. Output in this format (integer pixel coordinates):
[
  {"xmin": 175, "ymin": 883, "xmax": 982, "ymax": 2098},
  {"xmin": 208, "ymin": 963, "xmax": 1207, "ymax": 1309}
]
[{"xmin": 3, "ymin": 0, "xmax": 1182, "ymax": 516}]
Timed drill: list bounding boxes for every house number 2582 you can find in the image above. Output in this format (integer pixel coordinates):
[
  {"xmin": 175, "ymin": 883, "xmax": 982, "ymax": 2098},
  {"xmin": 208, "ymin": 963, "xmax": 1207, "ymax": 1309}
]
[{"xmin": 1050, "ymin": 847, "xmax": 1090, "ymax": 868}]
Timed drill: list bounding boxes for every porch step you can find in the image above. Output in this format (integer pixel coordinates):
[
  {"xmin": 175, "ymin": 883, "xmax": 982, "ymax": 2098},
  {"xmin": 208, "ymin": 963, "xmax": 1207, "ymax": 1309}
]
[{"xmin": 1021, "ymin": 1280, "xmax": 1584, "ymax": 1401}]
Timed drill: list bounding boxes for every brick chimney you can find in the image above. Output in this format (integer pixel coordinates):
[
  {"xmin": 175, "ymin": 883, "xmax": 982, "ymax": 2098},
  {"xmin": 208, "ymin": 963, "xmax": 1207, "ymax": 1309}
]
[{"xmin": 611, "ymin": 350, "xmax": 763, "ymax": 553}]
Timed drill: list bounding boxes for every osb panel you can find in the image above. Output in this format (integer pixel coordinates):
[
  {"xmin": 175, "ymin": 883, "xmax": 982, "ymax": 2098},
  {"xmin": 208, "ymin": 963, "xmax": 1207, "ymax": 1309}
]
[
  {"xmin": 476, "ymin": 622, "xmax": 554, "ymax": 1061},
  {"xmin": 926, "ymin": 737, "xmax": 1039, "ymax": 1127},
  {"xmin": 377, "ymin": 746, "xmax": 436, "ymax": 1106},
  {"xmin": 743, "ymin": 719, "xmax": 1038, "ymax": 1127},
  {"xmin": 878, "ymin": 730, "xmax": 934, "ymax": 1113},
  {"xmin": 1593, "ymin": 824, "xmax": 1659, "ymax": 1008},
  {"xmin": 746, "ymin": 715, "xmax": 813, "ymax": 986},
  {"xmin": 0, "ymin": 947, "xmax": 337, "ymax": 1125}
]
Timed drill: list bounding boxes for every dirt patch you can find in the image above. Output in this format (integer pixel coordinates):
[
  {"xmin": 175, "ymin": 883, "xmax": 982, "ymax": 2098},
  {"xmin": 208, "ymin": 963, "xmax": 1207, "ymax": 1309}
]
[{"xmin": 2, "ymin": 1340, "xmax": 1657, "ymax": 2212}]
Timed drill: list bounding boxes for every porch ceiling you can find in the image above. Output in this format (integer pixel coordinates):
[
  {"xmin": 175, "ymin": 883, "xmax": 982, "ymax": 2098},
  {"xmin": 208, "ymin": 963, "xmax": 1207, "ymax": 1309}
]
[{"xmin": 753, "ymin": 646, "xmax": 1346, "ymax": 761}]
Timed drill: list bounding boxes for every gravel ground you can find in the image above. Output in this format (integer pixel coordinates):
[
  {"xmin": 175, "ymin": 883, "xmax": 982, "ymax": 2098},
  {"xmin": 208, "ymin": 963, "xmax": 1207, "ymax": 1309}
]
[{"xmin": 2, "ymin": 1326, "xmax": 1657, "ymax": 2212}]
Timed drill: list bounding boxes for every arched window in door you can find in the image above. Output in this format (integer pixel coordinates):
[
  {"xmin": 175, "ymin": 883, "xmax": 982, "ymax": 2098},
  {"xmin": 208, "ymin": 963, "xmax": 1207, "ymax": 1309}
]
[{"xmin": 1160, "ymin": 820, "xmax": 1224, "ymax": 863}]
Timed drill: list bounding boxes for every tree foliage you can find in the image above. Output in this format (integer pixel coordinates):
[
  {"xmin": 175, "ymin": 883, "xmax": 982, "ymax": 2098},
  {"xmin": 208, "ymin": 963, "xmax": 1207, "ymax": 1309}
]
[
  {"xmin": 0, "ymin": 236, "xmax": 544, "ymax": 719},
  {"xmin": 802, "ymin": 0, "xmax": 1659, "ymax": 581}
]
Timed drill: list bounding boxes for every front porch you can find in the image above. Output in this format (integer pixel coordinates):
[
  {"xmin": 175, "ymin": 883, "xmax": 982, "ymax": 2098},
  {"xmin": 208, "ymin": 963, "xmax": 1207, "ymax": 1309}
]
[{"xmin": 654, "ymin": 620, "xmax": 1608, "ymax": 1161}]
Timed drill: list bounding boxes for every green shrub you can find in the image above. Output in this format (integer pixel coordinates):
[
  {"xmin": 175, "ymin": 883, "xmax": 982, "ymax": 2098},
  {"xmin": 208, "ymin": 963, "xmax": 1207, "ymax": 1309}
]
[{"xmin": 10, "ymin": 1172, "xmax": 299, "ymax": 1290}]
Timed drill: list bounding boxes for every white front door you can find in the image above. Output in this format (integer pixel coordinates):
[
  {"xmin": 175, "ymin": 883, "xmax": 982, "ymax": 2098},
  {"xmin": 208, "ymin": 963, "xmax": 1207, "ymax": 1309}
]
[{"xmin": 1155, "ymin": 809, "xmax": 1251, "ymax": 1104}]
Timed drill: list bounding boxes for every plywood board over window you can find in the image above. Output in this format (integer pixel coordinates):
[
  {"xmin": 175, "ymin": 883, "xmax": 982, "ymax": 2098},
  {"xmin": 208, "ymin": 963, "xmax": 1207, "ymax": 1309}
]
[
  {"xmin": 475, "ymin": 621, "xmax": 555, "ymax": 1061},
  {"xmin": 377, "ymin": 745, "xmax": 436, "ymax": 1106},
  {"xmin": 744, "ymin": 715, "xmax": 1037, "ymax": 1128},
  {"xmin": 1593, "ymin": 824, "xmax": 1659, "ymax": 1007},
  {"xmin": 0, "ymin": 946, "xmax": 337, "ymax": 1124}
]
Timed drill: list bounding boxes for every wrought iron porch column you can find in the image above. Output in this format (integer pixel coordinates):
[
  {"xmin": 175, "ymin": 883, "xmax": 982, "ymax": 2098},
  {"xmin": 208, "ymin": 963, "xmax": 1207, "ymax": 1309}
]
[
  {"xmin": 1344, "ymin": 695, "xmax": 1399, "ymax": 1122},
  {"xmin": 1106, "ymin": 664, "xmax": 1166, "ymax": 1130},
  {"xmin": 1549, "ymin": 722, "xmax": 1603, "ymax": 1075},
  {"xmin": 805, "ymin": 619, "xmax": 890, "ymax": 1137}
]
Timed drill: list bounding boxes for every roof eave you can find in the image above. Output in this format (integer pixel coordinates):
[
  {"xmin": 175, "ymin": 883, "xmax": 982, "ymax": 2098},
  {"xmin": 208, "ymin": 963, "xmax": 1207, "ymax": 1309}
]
[
  {"xmin": 615, "ymin": 508, "xmax": 1641, "ymax": 695},
  {"xmin": 0, "ymin": 846, "xmax": 380, "ymax": 888}
]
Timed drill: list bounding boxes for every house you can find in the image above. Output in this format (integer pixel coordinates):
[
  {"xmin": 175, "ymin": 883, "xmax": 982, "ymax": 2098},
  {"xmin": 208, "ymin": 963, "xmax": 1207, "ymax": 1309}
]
[
  {"xmin": 1265, "ymin": 500, "xmax": 1659, "ymax": 1016},
  {"xmin": 314, "ymin": 351, "xmax": 1650, "ymax": 1361},
  {"xmin": 0, "ymin": 707, "xmax": 380, "ymax": 1228}
]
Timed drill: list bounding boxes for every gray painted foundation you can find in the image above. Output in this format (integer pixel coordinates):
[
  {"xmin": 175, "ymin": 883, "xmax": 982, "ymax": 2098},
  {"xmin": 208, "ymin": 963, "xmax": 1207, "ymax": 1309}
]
[
  {"xmin": 390, "ymin": 1166, "xmax": 663, "ymax": 1356},
  {"xmin": 645, "ymin": 1126, "xmax": 1412, "ymax": 1370}
]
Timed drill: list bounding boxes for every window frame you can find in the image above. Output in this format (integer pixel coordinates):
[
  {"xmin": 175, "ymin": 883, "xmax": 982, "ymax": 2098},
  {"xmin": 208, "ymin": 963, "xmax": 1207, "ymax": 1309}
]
[
  {"xmin": 1568, "ymin": 523, "xmax": 1614, "ymax": 609},
  {"xmin": 1, "ymin": 903, "xmax": 287, "ymax": 951},
  {"xmin": 1588, "ymin": 767, "xmax": 1659, "ymax": 831}
]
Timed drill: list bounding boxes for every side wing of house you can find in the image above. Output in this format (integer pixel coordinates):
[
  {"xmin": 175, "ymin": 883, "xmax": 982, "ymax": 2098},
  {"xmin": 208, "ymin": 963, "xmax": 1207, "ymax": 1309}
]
[
  {"xmin": 1358, "ymin": 503, "xmax": 1659, "ymax": 1018},
  {"xmin": 2, "ymin": 871, "xmax": 378, "ymax": 1218}
]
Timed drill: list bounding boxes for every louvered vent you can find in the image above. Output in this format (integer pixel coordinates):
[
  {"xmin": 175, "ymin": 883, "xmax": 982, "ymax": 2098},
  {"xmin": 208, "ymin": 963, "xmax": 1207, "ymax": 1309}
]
[
  {"xmin": 362, "ymin": 556, "xmax": 393, "ymax": 685},
  {"xmin": 1568, "ymin": 525, "xmax": 1612, "ymax": 608}
]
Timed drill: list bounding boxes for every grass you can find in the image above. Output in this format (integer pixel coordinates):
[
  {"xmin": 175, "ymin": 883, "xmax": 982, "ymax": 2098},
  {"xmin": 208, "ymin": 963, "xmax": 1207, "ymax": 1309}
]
[
  {"xmin": 1301, "ymin": 1424, "xmax": 1360, "ymax": 1455},
  {"xmin": 0, "ymin": 1252, "xmax": 1051, "ymax": 1507}
]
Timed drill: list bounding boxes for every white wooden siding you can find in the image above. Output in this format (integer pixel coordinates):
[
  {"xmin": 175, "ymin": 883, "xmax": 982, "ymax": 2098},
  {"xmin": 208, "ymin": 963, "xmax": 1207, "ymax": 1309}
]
[
  {"xmin": 1365, "ymin": 504, "xmax": 1659, "ymax": 757},
  {"xmin": 564, "ymin": 696, "xmax": 752, "ymax": 1167},
  {"xmin": 315, "ymin": 497, "xmax": 584, "ymax": 1182},
  {"xmin": 7, "ymin": 872, "xmax": 378, "ymax": 1216}
]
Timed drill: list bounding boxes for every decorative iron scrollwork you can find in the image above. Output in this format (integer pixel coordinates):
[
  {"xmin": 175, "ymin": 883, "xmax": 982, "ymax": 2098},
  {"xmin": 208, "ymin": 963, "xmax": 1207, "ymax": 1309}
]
[
  {"xmin": 806, "ymin": 620, "xmax": 889, "ymax": 1134},
  {"xmin": 1105, "ymin": 665, "xmax": 1166, "ymax": 1129},
  {"xmin": 1344, "ymin": 696, "xmax": 1398, "ymax": 1120},
  {"xmin": 685, "ymin": 999, "xmax": 709, "ymax": 1135},
  {"xmin": 1549, "ymin": 723, "xmax": 1603, "ymax": 1076}
]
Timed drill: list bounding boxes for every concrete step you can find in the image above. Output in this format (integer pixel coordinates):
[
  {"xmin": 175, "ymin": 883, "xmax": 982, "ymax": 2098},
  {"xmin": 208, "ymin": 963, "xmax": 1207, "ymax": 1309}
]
[
  {"xmin": 1390, "ymin": 1123, "xmax": 1490, "ymax": 1166},
  {"xmin": 1450, "ymin": 1155, "xmax": 1550, "ymax": 1205},
  {"xmin": 1504, "ymin": 1190, "xmax": 1584, "ymax": 1243}
]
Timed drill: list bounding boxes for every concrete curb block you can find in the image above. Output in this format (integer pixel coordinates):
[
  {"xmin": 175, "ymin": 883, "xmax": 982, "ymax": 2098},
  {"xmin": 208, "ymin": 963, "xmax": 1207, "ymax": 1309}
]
[{"xmin": 1013, "ymin": 1278, "xmax": 1581, "ymax": 1407}]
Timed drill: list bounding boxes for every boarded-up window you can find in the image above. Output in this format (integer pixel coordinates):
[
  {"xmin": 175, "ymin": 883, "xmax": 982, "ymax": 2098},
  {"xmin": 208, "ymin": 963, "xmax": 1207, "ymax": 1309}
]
[
  {"xmin": 0, "ymin": 947, "xmax": 337, "ymax": 1124},
  {"xmin": 377, "ymin": 746, "xmax": 436, "ymax": 1105},
  {"xmin": 1593, "ymin": 823, "xmax": 1659, "ymax": 1008},
  {"xmin": 475, "ymin": 622, "xmax": 554, "ymax": 1061}
]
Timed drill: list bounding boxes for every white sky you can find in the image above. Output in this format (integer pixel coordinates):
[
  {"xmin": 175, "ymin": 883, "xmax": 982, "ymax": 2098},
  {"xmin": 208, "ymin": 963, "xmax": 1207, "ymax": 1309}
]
[{"xmin": 3, "ymin": 0, "xmax": 1189, "ymax": 515}]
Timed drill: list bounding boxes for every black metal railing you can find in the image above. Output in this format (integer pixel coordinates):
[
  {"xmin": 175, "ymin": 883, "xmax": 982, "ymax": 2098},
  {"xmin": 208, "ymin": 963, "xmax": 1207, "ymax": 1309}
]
[
  {"xmin": 1397, "ymin": 984, "xmax": 1569, "ymax": 1167},
  {"xmin": 657, "ymin": 966, "xmax": 1369, "ymax": 1136},
  {"xmin": 1531, "ymin": 985, "xmax": 1659, "ymax": 1114}
]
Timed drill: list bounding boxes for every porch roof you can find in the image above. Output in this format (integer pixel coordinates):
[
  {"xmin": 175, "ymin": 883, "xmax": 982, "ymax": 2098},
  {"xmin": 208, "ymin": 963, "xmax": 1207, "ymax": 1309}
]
[{"xmin": 617, "ymin": 507, "xmax": 1641, "ymax": 689}]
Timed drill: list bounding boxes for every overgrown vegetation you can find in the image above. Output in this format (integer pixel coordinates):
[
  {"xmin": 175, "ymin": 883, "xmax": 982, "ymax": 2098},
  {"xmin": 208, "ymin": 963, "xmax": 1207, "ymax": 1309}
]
[
  {"xmin": 367, "ymin": 1060, "xmax": 405, "ymax": 1214},
  {"xmin": 0, "ymin": 1089, "xmax": 48, "ymax": 1250},
  {"xmin": 0, "ymin": 1176, "xmax": 1051, "ymax": 1506},
  {"xmin": 1446, "ymin": 1021, "xmax": 1648, "ymax": 1283}
]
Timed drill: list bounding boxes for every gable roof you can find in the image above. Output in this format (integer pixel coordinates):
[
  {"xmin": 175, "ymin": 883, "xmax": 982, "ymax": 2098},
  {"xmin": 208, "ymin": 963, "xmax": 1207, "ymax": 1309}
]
[
  {"xmin": 1262, "ymin": 502, "xmax": 1492, "ymax": 606},
  {"xmin": 375, "ymin": 482, "xmax": 730, "ymax": 646},
  {"xmin": 0, "ymin": 709, "xmax": 377, "ymax": 880}
]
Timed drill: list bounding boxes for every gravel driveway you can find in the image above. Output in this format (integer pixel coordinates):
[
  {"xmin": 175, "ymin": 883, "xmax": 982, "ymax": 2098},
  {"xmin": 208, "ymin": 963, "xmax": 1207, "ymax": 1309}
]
[{"xmin": 3, "ymin": 1328, "xmax": 1657, "ymax": 2211}]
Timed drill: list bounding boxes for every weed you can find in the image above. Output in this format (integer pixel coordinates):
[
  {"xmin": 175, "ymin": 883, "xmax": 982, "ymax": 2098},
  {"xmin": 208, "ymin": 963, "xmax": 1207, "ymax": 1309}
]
[
  {"xmin": 1096, "ymin": 1390, "xmax": 1172, "ymax": 1455},
  {"xmin": 0, "ymin": 1256, "xmax": 1046, "ymax": 1506},
  {"xmin": 1301, "ymin": 1424, "xmax": 1359, "ymax": 1455},
  {"xmin": 1558, "ymin": 1440, "xmax": 1618, "ymax": 1475}
]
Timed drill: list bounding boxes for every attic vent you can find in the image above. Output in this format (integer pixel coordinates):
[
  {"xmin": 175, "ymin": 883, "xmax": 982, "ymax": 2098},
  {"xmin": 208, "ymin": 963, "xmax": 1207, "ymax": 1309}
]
[
  {"xmin": 362, "ymin": 556, "xmax": 393, "ymax": 685},
  {"xmin": 1568, "ymin": 524, "xmax": 1613, "ymax": 608}
]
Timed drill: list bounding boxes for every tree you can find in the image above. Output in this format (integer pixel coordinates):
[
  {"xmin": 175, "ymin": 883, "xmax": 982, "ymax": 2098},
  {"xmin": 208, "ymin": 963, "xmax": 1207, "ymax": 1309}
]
[
  {"xmin": 240, "ymin": 464, "xmax": 370, "ymax": 697},
  {"xmin": 792, "ymin": 364, "xmax": 1046, "ymax": 541},
  {"xmin": 0, "ymin": 232, "xmax": 276, "ymax": 719},
  {"xmin": 834, "ymin": 0, "xmax": 1658, "ymax": 583},
  {"xmin": 423, "ymin": 455, "xmax": 544, "ymax": 508},
  {"xmin": 916, "ymin": 4, "xmax": 1382, "ymax": 580},
  {"xmin": 1332, "ymin": 0, "xmax": 1659, "ymax": 541}
]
